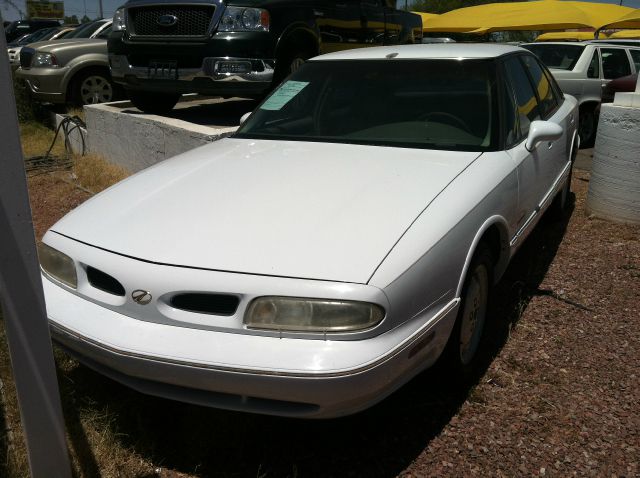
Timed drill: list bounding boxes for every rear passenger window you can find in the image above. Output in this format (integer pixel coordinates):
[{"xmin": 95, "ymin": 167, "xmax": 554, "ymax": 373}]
[
  {"xmin": 587, "ymin": 50, "xmax": 600, "ymax": 78},
  {"xmin": 522, "ymin": 55, "xmax": 558, "ymax": 118},
  {"xmin": 630, "ymin": 50, "xmax": 640, "ymax": 73},
  {"xmin": 601, "ymin": 48, "xmax": 631, "ymax": 79},
  {"xmin": 503, "ymin": 56, "xmax": 541, "ymax": 138}
]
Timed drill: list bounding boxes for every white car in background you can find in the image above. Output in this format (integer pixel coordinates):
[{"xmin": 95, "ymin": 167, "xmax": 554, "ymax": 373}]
[
  {"xmin": 522, "ymin": 41, "xmax": 640, "ymax": 146},
  {"xmin": 39, "ymin": 44, "xmax": 578, "ymax": 418}
]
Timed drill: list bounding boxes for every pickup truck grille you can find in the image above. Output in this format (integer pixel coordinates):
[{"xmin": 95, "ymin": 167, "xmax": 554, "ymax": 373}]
[
  {"xmin": 20, "ymin": 49, "xmax": 34, "ymax": 68},
  {"xmin": 129, "ymin": 5, "xmax": 216, "ymax": 37}
]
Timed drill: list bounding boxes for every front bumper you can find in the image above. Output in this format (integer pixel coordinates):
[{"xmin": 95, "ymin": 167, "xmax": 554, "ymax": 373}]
[
  {"xmin": 16, "ymin": 66, "xmax": 68, "ymax": 103},
  {"xmin": 44, "ymin": 276, "xmax": 458, "ymax": 418},
  {"xmin": 109, "ymin": 54, "xmax": 274, "ymax": 96}
]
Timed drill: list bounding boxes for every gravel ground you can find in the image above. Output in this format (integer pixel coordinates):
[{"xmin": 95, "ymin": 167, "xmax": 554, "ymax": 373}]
[{"xmin": 6, "ymin": 159, "xmax": 638, "ymax": 477}]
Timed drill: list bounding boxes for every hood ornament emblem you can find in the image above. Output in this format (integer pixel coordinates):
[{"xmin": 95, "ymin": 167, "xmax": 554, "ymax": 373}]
[
  {"xmin": 132, "ymin": 289, "xmax": 152, "ymax": 305},
  {"xmin": 157, "ymin": 14, "xmax": 178, "ymax": 27}
]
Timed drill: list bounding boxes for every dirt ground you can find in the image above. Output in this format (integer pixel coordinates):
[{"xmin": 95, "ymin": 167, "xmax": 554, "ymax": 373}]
[{"xmin": 1, "ymin": 150, "xmax": 638, "ymax": 477}]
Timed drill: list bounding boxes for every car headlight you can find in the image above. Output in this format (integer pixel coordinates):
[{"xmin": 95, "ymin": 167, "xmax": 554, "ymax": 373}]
[
  {"xmin": 218, "ymin": 7, "xmax": 269, "ymax": 32},
  {"xmin": 113, "ymin": 8, "xmax": 126, "ymax": 32},
  {"xmin": 245, "ymin": 297, "xmax": 384, "ymax": 333},
  {"xmin": 32, "ymin": 51, "xmax": 58, "ymax": 68},
  {"xmin": 37, "ymin": 243, "xmax": 77, "ymax": 289}
]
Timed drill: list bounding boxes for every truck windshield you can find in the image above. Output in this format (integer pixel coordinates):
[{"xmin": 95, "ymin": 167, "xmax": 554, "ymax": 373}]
[
  {"xmin": 236, "ymin": 59, "xmax": 498, "ymax": 151},
  {"xmin": 65, "ymin": 21, "xmax": 105, "ymax": 39},
  {"xmin": 522, "ymin": 44, "xmax": 586, "ymax": 70}
]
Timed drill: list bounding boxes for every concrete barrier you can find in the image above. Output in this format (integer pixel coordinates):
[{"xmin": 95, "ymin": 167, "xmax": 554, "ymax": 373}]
[
  {"xmin": 83, "ymin": 97, "xmax": 254, "ymax": 172},
  {"xmin": 586, "ymin": 102, "xmax": 640, "ymax": 224}
]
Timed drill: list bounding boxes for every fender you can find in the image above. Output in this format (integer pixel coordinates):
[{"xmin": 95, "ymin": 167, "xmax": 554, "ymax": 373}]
[
  {"xmin": 455, "ymin": 215, "xmax": 511, "ymax": 298},
  {"xmin": 61, "ymin": 57, "xmax": 110, "ymax": 99},
  {"xmin": 275, "ymin": 22, "xmax": 320, "ymax": 58}
]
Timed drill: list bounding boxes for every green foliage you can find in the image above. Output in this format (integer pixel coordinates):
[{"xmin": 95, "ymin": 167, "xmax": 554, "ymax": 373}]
[
  {"xmin": 63, "ymin": 14, "xmax": 79, "ymax": 24},
  {"xmin": 12, "ymin": 75, "xmax": 51, "ymax": 125}
]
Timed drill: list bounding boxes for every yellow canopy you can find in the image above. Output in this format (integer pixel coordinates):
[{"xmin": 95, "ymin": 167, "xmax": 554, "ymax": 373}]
[
  {"xmin": 421, "ymin": 1, "xmax": 634, "ymax": 34},
  {"xmin": 412, "ymin": 11, "xmax": 439, "ymax": 32},
  {"xmin": 535, "ymin": 31, "xmax": 600, "ymax": 41},
  {"xmin": 599, "ymin": 10, "xmax": 640, "ymax": 30},
  {"xmin": 607, "ymin": 29, "xmax": 640, "ymax": 39}
]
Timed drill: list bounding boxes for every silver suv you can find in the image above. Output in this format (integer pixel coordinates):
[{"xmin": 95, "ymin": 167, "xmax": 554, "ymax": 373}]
[{"xmin": 522, "ymin": 41, "xmax": 640, "ymax": 146}]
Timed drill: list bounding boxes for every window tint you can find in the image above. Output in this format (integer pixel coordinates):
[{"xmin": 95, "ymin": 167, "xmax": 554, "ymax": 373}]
[
  {"xmin": 522, "ymin": 44, "xmax": 585, "ymax": 70},
  {"xmin": 630, "ymin": 50, "xmax": 640, "ymax": 73},
  {"xmin": 522, "ymin": 55, "xmax": 557, "ymax": 118},
  {"xmin": 587, "ymin": 50, "xmax": 600, "ymax": 78},
  {"xmin": 601, "ymin": 48, "xmax": 631, "ymax": 79},
  {"xmin": 503, "ymin": 56, "xmax": 541, "ymax": 138}
]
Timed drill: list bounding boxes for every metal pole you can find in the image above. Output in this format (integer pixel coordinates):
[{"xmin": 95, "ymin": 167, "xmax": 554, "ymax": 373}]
[
  {"xmin": 98, "ymin": 0, "xmax": 103, "ymax": 19},
  {"xmin": 0, "ymin": 35, "xmax": 73, "ymax": 477}
]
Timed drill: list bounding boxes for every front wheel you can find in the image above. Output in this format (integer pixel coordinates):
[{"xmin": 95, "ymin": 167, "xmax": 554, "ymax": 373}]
[
  {"xmin": 442, "ymin": 245, "xmax": 493, "ymax": 377},
  {"xmin": 72, "ymin": 69, "xmax": 115, "ymax": 106},
  {"xmin": 273, "ymin": 48, "xmax": 312, "ymax": 86},
  {"xmin": 127, "ymin": 91, "xmax": 180, "ymax": 115}
]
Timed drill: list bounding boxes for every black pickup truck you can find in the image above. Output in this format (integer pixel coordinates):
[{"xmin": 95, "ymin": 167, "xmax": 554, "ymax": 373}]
[{"xmin": 108, "ymin": 0, "xmax": 422, "ymax": 113}]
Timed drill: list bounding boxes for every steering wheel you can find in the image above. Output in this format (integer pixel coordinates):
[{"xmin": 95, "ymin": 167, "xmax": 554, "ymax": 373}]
[{"xmin": 420, "ymin": 111, "xmax": 472, "ymax": 135}]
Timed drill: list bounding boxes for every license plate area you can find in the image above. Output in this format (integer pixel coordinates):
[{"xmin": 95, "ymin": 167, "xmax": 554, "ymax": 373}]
[{"xmin": 148, "ymin": 60, "xmax": 178, "ymax": 80}]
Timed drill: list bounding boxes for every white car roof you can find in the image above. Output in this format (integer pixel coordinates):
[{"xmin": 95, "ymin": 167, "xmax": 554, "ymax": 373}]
[{"xmin": 312, "ymin": 43, "xmax": 523, "ymax": 61}]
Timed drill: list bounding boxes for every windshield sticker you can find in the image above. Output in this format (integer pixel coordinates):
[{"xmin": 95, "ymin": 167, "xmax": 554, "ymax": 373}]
[{"xmin": 260, "ymin": 81, "xmax": 309, "ymax": 111}]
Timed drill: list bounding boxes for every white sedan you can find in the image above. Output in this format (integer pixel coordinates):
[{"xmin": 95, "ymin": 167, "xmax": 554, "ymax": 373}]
[{"xmin": 39, "ymin": 44, "xmax": 578, "ymax": 418}]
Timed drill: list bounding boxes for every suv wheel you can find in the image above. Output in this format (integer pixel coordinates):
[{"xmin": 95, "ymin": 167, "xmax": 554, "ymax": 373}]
[
  {"xmin": 127, "ymin": 91, "xmax": 181, "ymax": 115},
  {"xmin": 72, "ymin": 69, "xmax": 115, "ymax": 106}
]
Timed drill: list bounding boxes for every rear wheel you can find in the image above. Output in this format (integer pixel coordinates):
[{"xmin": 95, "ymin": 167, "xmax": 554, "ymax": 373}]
[
  {"xmin": 127, "ymin": 90, "xmax": 180, "ymax": 115},
  {"xmin": 443, "ymin": 244, "xmax": 493, "ymax": 378},
  {"xmin": 578, "ymin": 105, "xmax": 597, "ymax": 148}
]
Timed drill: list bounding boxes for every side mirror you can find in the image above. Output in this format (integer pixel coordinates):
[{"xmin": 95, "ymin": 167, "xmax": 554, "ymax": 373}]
[
  {"xmin": 525, "ymin": 120, "xmax": 564, "ymax": 152},
  {"xmin": 239, "ymin": 112, "xmax": 251, "ymax": 126}
]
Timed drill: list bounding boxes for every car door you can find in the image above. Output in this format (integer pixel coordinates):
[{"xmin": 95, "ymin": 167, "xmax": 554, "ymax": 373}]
[
  {"xmin": 360, "ymin": 0, "xmax": 386, "ymax": 46},
  {"xmin": 317, "ymin": 0, "xmax": 364, "ymax": 54},
  {"xmin": 502, "ymin": 54, "xmax": 566, "ymax": 245}
]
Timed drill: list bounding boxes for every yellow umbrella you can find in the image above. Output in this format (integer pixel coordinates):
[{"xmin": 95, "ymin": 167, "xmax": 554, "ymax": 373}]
[
  {"xmin": 599, "ymin": 9, "xmax": 640, "ymax": 30},
  {"xmin": 421, "ymin": 1, "xmax": 633, "ymax": 33},
  {"xmin": 411, "ymin": 11, "xmax": 439, "ymax": 32},
  {"xmin": 608, "ymin": 29, "xmax": 640, "ymax": 39},
  {"xmin": 535, "ymin": 31, "xmax": 601, "ymax": 41}
]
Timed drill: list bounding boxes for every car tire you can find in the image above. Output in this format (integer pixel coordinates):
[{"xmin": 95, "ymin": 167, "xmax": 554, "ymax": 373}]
[
  {"xmin": 71, "ymin": 69, "xmax": 116, "ymax": 106},
  {"xmin": 578, "ymin": 105, "xmax": 597, "ymax": 148},
  {"xmin": 127, "ymin": 90, "xmax": 181, "ymax": 114},
  {"xmin": 442, "ymin": 244, "xmax": 493, "ymax": 379},
  {"xmin": 273, "ymin": 47, "xmax": 312, "ymax": 86}
]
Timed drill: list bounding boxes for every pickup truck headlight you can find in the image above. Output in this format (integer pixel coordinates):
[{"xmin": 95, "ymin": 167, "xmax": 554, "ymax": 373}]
[
  {"xmin": 37, "ymin": 243, "xmax": 77, "ymax": 289},
  {"xmin": 245, "ymin": 297, "xmax": 384, "ymax": 333},
  {"xmin": 32, "ymin": 51, "xmax": 58, "ymax": 68},
  {"xmin": 219, "ymin": 7, "xmax": 269, "ymax": 32},
  {"xmin": 113, "ymin": 8, "xmax": 126, "ymax": 31}
]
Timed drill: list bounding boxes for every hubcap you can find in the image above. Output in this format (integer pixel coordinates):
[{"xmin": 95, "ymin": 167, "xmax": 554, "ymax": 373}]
[
  {"xmin": 289, "ymin": 57, "xmax": 305, "ymax": 74},
  {"xmin": 459, "ymin": 264, "xmax": 489, "ymax": 365},
  {"xmin": 80, "ymin": 75, "xmax": 113, "ymax": 105}
]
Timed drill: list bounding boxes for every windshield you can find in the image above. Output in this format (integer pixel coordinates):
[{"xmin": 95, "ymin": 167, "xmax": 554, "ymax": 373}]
[
  {"xmin": 236, "ymin": 59, "xmax": 498, "ymax": 151},
  {"xmin": 65, "ymin": 21, "xmax": 105, "ymax": 38},
  {"xmin": 17, "ymin": 27, "xmax": 56, "ymax": 44},
  {"xmin": 522, "ymin": 44, "xmax": 585, "ymax": 70}
]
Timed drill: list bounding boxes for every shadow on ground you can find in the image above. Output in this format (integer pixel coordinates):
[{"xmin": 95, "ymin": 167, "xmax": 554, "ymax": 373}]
[{"xmin": 59, "ymin": 200, "xmax": 574, "ymax": 478}]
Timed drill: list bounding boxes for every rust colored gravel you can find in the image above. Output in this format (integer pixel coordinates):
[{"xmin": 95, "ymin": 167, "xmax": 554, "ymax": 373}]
[{"xmin": 10, "ymin": 167, "xmax": 639, "ymax": 477}]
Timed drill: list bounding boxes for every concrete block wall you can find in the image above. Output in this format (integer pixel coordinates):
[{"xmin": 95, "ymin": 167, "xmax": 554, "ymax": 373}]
[{"xmin": 84, "ymin": 100, "xmax": 240, "ymax": 172}]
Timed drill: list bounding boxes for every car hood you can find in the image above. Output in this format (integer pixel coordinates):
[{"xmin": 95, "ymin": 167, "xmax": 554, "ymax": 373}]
[
  {"xmin": 52, "ymin": 139, "xmax": 480, "ymax": 283},
  {"xmin": 26, "ymin": 38, "xmax": 106, "ymax": 53}
]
